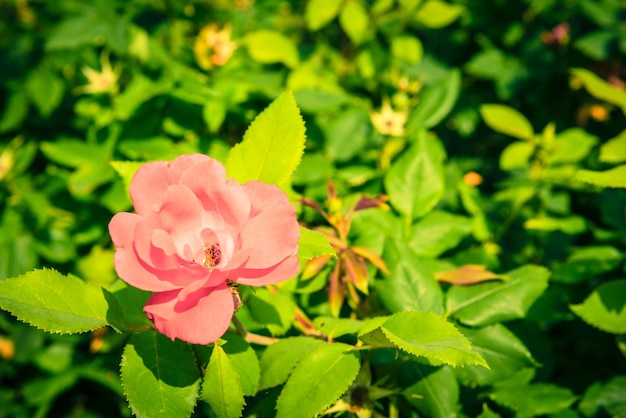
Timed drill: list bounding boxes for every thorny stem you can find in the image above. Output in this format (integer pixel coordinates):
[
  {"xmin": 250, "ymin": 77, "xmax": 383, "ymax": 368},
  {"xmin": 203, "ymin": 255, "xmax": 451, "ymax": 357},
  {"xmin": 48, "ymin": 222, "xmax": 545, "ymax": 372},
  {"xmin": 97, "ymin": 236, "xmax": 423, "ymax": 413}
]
[{"xmin": 231, "ymin": 315, "xmax": 279, "ymax": 346}]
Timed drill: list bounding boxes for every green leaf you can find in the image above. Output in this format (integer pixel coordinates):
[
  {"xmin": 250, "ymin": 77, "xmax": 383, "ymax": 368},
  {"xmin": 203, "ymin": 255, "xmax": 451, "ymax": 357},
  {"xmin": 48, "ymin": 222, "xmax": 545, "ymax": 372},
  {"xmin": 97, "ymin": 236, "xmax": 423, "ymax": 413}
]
[
  {"xmin": 25, "ymin": 69, "xmax": 64, "ymax": 117},
  {"xmin": 499, "ymin": 141, "xmax": 534, "ymax": 170},
  {"xmin": 454, "ymin": 324, "xmax": 538, "ymax": 386},
  {"xmin": 402, "ymin": 364, "xmax": 460, "ymax": 418},
  {"xmin": 524, "ymin": 215, "xmax": 587, "ymax": 235},
  {"xmin": 572, "ymin": 68, "xmax": 626, "ymax": 115},
  {"xmin": 391, "ymin": 36, "xmax": 423, "ymax": 64},
  {"xmin": 480, "ymin": 104, "xmax": 534, "ymax": 140},
  {"xmin": 0, "ymin": 268, "xmax": 125, "ymax": 334},
  {"xmin": 247, "ymin": 288, "xmax": 294, "ymax": 336},
  {"xmin": 313, "ymin": 317, "xmax": 364, "ymax": 339},
  {"xmin": 305, "ymin": 0, "xmax": 342, "ymax": 30},
  {"xmin": 600, "ymin": 129, "xmax": 626, "ymax": 164},
  {"xmin": 408, "ymin": 210, "xmax": 472, "ymax": 257},
  {"xmin": 258, "ymin": 337, "xmax": 326, "ymax": 390},
  {"xmin": 324, "ymin": 106, "xmax": 371, "ymax": 162},
  {"xmin": 547, "ymin": 128, "xmax": 598, "ymax": 165},
  {"xmin": 446, "ymin": 265, "xmax": 550, "ymax": 327},
  {"xmin": 298, "ymin": 227, "xmax": 335, "ymax": 261},
  {"xmin": 384, "ymin": 130, "xmax": 446, "ymax": 220},
  {"xmin": 580, "ymin": 376, "xmax": 626, "ymax": 417},
  {"xmin": 276, "ymin": 343, "xmax": 360, "ymax": 418},
  {"xmin": 553, "ymin": 246, "xmax": 622, "ymax": 284},
  {"xmin": 121, "ymin": 332, "xmax": 201, "ymax": 418},
  {"xmin": 489, "ymin": 383, "xmax": 576, "ymax": 418},
  {"xmin": 201, "ymin": 344, "xmax": 246, "ymax": 418},
  {"xmin": 414, "ymin": 0, "xmax": 464, "ymax": 28},
  {"xmin": 0, "ymin": 91, "xmax": 29, "ymax": 133},
  {"xmin": 202, "ymin": 99, "xmax": 227, "ymax": 134},
  {"xmin": 570, "ymin": 279, "xmax": 626, "ymax": 334},
  {"xmin": 574, "ymin": 165, "xmax": 626, "ymax": 188},
  {"xmin": 243, "ymin": 30, "xmax": 299, "ymax": 68},
  {"xmin": 41, "ymin": 138, "xmax": 105, "ymax": 167},
  {"xmin": 226, "ymin": 91, "xmax": 306, "ymax": 186},
  {"xmin": 339, "ymin": 0, "xmax": 369, "ymax": 45},
  {"xmin": 379, "ymin": 311, "xmax": 488, "ymax": 367},
  {"xmin": 407, "ymin": 69, "xmax": 461, "ymax": 130},
  {"xmin": 378, "ymin": 239, "xmax": 444, "ymax": 314},
  {"xmin": 221, "ymin": 332, "xmax": 260, "ymax": 396}
]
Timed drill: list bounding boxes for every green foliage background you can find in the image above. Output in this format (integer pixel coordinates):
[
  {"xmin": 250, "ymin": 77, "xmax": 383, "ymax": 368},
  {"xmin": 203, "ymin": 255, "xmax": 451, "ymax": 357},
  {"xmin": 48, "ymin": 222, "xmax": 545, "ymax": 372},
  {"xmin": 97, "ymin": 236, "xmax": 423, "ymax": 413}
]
[{"xmin": 1, "ymin": 0, "xmax": 626, "ymax": 417}]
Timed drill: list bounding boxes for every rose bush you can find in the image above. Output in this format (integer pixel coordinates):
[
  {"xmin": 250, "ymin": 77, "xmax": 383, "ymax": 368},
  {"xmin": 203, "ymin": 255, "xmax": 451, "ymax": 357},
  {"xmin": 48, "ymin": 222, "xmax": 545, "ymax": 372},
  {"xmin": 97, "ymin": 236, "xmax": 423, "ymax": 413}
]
[{"xmin": 108, "ymin": 154, "xmax": 300, "ymax": 345}]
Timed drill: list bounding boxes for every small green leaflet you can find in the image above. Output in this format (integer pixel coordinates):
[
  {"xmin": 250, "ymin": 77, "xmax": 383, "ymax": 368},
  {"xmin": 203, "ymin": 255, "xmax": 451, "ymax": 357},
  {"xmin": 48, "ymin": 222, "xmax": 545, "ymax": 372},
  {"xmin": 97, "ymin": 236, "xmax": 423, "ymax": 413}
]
[
  {"xmin": 480, "ymin": 104, "xmax": 534, "ymax": 141},
  {"xmin": 0, "ymin": 268, "xmax": 125, "ymax": 334},
  {"xmin": 298, "ymin": 227, "xmax": 335, "ymax": 261},
  {"xmin": 201, "ymin": 344, "xmax": 246, "ymax": 418},
  {"xmin": 226, "ymin": 91, "xmax": 306, "ymax": 187},
  {"xmin": 570, "ymin": 279, "xmax": 626, "ymax": 334},
  {"xmin": 276, "ymin": 342, "xmax": 360, "ymax": 418},
  {"xmin": 121, "ymin": 332, "xmax": 201, "ymax": 418}
]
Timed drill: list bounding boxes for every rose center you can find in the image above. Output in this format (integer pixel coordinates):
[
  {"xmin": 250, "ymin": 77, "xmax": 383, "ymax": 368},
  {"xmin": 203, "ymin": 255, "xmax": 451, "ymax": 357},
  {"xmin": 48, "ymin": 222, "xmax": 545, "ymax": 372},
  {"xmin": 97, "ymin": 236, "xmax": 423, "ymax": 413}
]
[{"xmin": 203, "ymin": 242, "xmax": 222, "ymax": 269}]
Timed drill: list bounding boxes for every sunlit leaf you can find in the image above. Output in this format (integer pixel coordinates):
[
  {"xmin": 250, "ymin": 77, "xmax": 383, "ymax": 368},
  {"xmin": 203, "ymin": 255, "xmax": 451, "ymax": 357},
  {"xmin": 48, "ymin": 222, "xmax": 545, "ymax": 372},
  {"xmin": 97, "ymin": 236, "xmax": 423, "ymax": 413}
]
[
  {"xmin": 415, "ymin": 0, "xmax": 464, "ymax": 28},
  {"xmin": 379, "ymin": 311, "xmax": 488, "ymax": 368},
  {"xmin": 305, "ymin": 0, "xmax": 342, "ymax": 30},
  {"xmin": 298, "ymin": 227, "xmax": 335, "ymax": 262},
  {"xmin": 574, "ymin": 165, "xmax": 626, "ymax": 188},
  {"xmin": 0, "ymin": 268, "xmax": 125, "ymax": 334},
  {"xmin": 226, "ymin": 91, "xmax": 306, "ymax": 186},
  {"xmin": 339, "ymin": 0, "xmax": 369, "ymax": 45},
  {"xmin": 243, "ymin": 30, "xmax": 299, "ymax": 68},
  {"xmin": 600, "ymin": 130, "xmax": 626, "ymax": 164},
  {"xmin": 480, "ymin": 104, "xmax": 534, "ymax": 141},
  {"xmin": 570, "ymin": 279, "xmax": 626, "ymax": 334}
]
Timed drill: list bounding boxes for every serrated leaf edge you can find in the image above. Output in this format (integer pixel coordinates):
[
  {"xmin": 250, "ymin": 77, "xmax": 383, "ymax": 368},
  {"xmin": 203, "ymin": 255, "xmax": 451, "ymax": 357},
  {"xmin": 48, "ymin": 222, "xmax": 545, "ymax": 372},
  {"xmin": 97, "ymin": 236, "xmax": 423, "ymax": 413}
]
[{"xmin": 380, "ymin": 313, "xmax": 489, "ymax": 369}]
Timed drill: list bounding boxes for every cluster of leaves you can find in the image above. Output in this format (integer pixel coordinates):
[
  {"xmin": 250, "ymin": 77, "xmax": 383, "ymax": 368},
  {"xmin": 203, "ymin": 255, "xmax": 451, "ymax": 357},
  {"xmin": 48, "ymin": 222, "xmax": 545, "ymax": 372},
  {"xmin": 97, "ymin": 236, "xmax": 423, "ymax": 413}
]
[{"xmin": 1, "ymin": 0, "xmax": 625, "ymax": 417}]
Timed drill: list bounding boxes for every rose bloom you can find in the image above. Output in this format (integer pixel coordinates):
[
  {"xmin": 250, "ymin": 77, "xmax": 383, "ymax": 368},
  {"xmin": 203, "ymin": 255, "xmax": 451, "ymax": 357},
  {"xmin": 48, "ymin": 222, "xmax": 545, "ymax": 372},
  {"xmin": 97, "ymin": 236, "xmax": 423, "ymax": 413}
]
[{"xmin": 108, "ymin": 154, "xmax": 300, "ymax": 345}]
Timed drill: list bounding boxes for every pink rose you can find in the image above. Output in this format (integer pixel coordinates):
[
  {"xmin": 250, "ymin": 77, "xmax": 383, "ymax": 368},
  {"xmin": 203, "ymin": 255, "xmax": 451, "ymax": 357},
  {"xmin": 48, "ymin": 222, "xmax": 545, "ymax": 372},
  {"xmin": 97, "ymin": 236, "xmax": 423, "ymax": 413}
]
[{"xmin": 108, "ymin": 154, "xmax": 300, "ymax": 344}]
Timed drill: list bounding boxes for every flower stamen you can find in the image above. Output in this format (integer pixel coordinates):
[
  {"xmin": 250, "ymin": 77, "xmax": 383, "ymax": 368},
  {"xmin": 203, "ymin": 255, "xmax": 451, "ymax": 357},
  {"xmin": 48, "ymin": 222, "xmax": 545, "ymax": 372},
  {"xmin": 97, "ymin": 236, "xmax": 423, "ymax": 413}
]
[{"xmin": 203, "ymin": 242, "xmax": 222, "ymax": 269}]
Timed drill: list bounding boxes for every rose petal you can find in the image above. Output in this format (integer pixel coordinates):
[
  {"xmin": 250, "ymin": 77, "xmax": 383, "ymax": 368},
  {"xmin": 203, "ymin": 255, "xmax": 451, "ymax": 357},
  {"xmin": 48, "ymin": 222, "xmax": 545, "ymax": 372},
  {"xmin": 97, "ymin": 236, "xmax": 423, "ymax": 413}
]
[
  {"xmin": 109, "ymin": 212, "xmax": 180, "ymax": 292},
  {"xmin": 237, "ymin": 182, "xmax": 299, "ymax": 269},
  {"xmin": 130, "ymin": 154, "xmax": 210, "ymax": 215},
  {"xmin": 133, "ymin": 184, "xmax": 203, "ymax": 269},
  {"xmin": 144, "ymin": 284, "xmax": 235, "ymax": 345},
  {"xmin": 179, "ymin": 161, "xmax": 251, "ymax": 234},
  {"xmin": 234, "ymin": 250, "xmax": 300, "ymax": 286}
]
